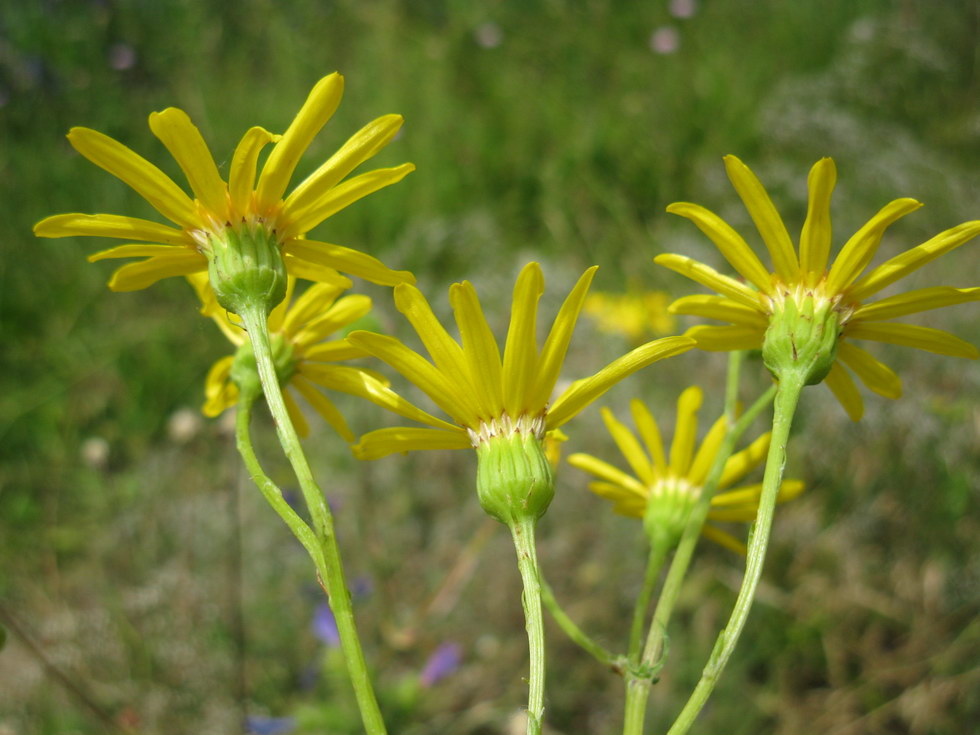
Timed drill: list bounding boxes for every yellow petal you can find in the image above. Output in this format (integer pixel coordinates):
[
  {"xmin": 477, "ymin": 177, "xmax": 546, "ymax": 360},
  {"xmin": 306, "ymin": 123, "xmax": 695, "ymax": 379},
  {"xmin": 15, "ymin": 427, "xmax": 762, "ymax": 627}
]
[
  {"xmin": 718, "ymin": 432, "xmax": 770, "ymax": 489},
  {"xmin": 586, "ymin": 481, "xmax": 647, "ymax": 517},
  {"xmin": 723, "ymin": 155, "xmax": 799, "ymax": 283},
  {"xmin": 66, "ymin": 127, "xmax": 198, "ymax": 228},
  {"xmin": 854, "ymin": 286, "xmax": 980, "ymax": 322},
  {"xmin": 202, "ymin": 355, "xmax": 236, "ymax": 417},
  {"xmin": 34, "ymin": 213, "xmax": 188, "ymax": 245},
  {"xmin": 392, "ymin": 283, "xmax": 486, "ymax": 422},
  {"xmin": 845, "ymin": 321, "xmax": 978, "ymax": 359},
  {"xmin": 282, "ymin": 279, "xmax": 354, "ymax": 336},
  {"xmin": 303, "ymin": 340, "xmax": 369, "ymax": 362},
  {"xmin": 229, "ymin": 126, "xmax": 279, "ymax": 215},
  {"xmin": 450, "ymin": 281, "xmax": 504, "ymax": 419},
  {"xmin": 687, "ymin": 415, "xmax": 728, "ymax": 486},
  {"xmin": 107, "ymin": 252, "xmax": 207, "ymax": 291},
  {"xmin": 353, "ymin": 426, "xmax": 471, "ymax": 459},
  {"xmin": 256, "ymin": 73, "xmax": 344, "ymax": 211},
  {"xmin": 669, "ymin": 386, "xmax": 702, "ymax": 475},
  {"xmin": 293, "ymin": 294, "xmax": 373, "ymax": 349},
  {"xmin": 668, "ymin": 294, "xmax": 770, "ymax": 328},
  {"xmin": 502, "ymin": 262, "xmax": 545, "ymax": 417},
  {"xmin": 848, "ymin": 220, "xmax": 980, "ymax": 301},
  {"xmin": 826, "ymin": 198, "xmax": 923, "ymax": 295},
  {"xmin": 345, "ymin": 330, "xmax": 473, "ymax": 426},
  {"xmin": 284, "ymin": 114, "xmax": 405, "ymax": 214},
  {"xmin": 654, "ymin": 253, "xmax": 763, "ymax": 311},
  {"xmin": 267, "ymin": 276, "xmax": 297, "ymax": 335},
  {"xmin": 283, "ymin": 386, "xmax": 311, "ymax": 438},
  {"xmin": 709, "ymin": 479, "xmax": 804, "ymax": 515},
  {"xmin": 666, "ymin": 201, "xmax": 773, "ymax": 291},
  {"xmin": 87, "ymin": 243, "xmax": 189, "ymax": 261},
  {"xmin": 284, "ymin": 163, "xmax": 415, "ymax": 237},
  {"xmin": 837, "ymin": 342, "xmax": 902, "ymax": 399},
  {"xmin": 532, "ymin": 266, "xmax": 598, "ymax": 406},
  {"xmin": 700, "ymin": 524, "xmax": 747, "ymax": 555},
  {"xmin": 283, "ymin": 239, "xmax": 414, "ymax": 286},
  {"xmin": 798, "ymin": 157, "xmax": 836, "ymax": 284},
  {"xmin": 148, "ymin": 107, "xmax": 227, "ymax": 216},
  {"xmin": 546, "ymin": 336, "xmax": 695, "ymax": 429},
  {"xmin": 686, "ymin": 324, "xmax": 765, "ymax": 351},
  {"xmin": 825, "ymin": 362, "xmax": 864, "ymax": 421},
  {"xmin": 298, "ymin": 364, "xmax": 457, "ymax": 430},
  {"xmin": 291, "ymin": 375, "xmax": 353, "ymax": 442},
  {"xmin": 600, "ymin": 407, "xmax": 655, "ymax": 485},
  {"xmin": 566, "ymin": 453, "xmax": 649, "ymax": 496},
  {"xmin": 282, "ymin": 253, "xmax": 355, "ymax": 287},
  {"xmin": 630, "ymin": 399, "xmax": 668, "ymax": 476}
]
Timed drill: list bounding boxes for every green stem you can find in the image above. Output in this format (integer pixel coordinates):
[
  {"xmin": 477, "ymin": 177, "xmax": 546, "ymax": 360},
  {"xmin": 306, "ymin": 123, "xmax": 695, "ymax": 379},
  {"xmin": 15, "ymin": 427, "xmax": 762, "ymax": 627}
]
[
  {"xmin": 627, "ymin": 538, "xmax": 672, "ymax": 663},
  {"xmin": 622, "ymin": 356, "xmax": 776, "ymax": 735},
  {"xmin": 510, "ymin": 516, "xmax": 546, "ymax": 735},
  {"xmin": 666, "ymin": 372, "xmax": 805, "ymax": 735},
  {"xmin": 539, "ymin": 572, "xmax": 621, "ymax": 670},
  {"xmin": 239, "ymin": 304, "xmax": 387, "ymax": 735},
  {"xmin": 235, "ymin": 388, "xmax": 325, "ymax": 567}
]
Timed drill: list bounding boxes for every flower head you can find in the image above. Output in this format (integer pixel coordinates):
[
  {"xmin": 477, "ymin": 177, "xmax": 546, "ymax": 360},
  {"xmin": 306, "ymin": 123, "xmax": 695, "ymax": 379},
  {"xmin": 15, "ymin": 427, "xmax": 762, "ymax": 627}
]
[
  {"xmin": 192, "ymin": 272, "xmax": 414, "ymax": 442},
  {"xmin": 349, "ymin": 262, "xmax": 695, "ymax": 457},
  {"xmin": 35, "ymin": 73, "xmax": 415, "ymax": 304},
  {"xmin": 347, "ymin": 263, "xmax": 693, "ymax": 522},
  {"xmin": 568, "ymin": 386, "xmax": 804, "ymax": 552},
  {"xmin": 656, "ymin": 156, "xmax": 980, "ymax": 419},
  {"xmin": 311, "ymin": 603, "xmax": 340, "ymax": 648}
]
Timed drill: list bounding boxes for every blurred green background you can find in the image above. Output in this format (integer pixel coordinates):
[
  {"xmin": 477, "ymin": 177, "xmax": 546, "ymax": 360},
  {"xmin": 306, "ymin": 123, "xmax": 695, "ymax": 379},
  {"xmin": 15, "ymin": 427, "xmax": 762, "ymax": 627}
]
[{"xmin": 1, "ymin": 0, "xmax": 978, "ymax": 733}]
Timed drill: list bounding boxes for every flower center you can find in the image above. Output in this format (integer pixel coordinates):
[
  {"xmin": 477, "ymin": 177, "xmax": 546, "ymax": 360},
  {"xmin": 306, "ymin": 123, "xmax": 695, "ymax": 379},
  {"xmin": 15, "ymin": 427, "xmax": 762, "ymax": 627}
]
[
  {"xmin": 764, "ymin": 278, "xmax": 858, "ymax": 327},
  {"xmin": 643, "ymin": 473, "xmax": 701, "ymax": 545},
  {"xmin": 467, "ymin": 412, "xmax": 547, "ymax": 449}
]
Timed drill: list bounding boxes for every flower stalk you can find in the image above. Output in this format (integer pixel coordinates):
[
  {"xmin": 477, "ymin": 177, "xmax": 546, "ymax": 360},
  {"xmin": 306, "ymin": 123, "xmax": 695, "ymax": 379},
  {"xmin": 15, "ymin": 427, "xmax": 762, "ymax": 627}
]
[
  {"xmin": 665, "ymin": 370, "xmax": 804, "ymax": 735},
  {"xmin": 238, "ymin": 302, "xmax": 387, "ymax": 735},
  {"xmin": 510, "ymin": 516, "xmax": 547, "ymax": 735},
  {"xmin": 621, "ymin": 352, "xmax": 777, "ymax": 734}
]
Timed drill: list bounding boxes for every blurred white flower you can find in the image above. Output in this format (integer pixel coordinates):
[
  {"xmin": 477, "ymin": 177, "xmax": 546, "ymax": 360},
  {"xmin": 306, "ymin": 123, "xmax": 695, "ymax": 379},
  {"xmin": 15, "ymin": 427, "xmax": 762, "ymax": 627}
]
[{"xmin": 650, "ymin": 27, "xmax": 680, "ymax": 55}]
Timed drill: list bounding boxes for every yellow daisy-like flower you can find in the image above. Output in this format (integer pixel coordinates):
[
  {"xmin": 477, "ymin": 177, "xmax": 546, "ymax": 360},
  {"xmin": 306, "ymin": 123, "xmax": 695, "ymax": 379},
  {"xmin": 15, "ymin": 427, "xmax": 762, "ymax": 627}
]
[
  {"xmin": 568, "ymin": 387, "xmax": 804, "ymax": 553},
  {"xmin": 348, "ymin": 262, "xmax": 695, "ymax": 459},
  {"xmin": 656, "ymin": 155, "xmax": 980, "ymax": 420},
  {"xmin": 191, "ymin": 272, "xmax": 422, "ymax": 442},
  {"xmin": 583, "ymin": 289, "xmax": 676, "ymax": 343},
  {"xmin": 35, "ymin": 73, "xmax": 415, "ymax": 292}
]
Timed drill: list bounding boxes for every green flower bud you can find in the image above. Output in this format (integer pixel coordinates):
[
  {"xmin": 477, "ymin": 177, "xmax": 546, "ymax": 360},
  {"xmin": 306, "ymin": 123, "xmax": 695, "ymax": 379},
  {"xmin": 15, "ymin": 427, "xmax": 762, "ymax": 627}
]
[
  {"xmin": 474, "ymin": 415, "xmax": 555, "ymax": 525},
  {"xmin": 642, "ymin": 476, "xmax": 698, "ymax": 549},
  {"xmin": 762, "ymin": 292, "xmax": 842, "ymax": 385},
  {"xmin": 230, "ymin": 331, "xmax": 296, "ymax": 396},
  {"xmin": 200, "ymin": 221, "xmax": 287, "ymax": 316}
]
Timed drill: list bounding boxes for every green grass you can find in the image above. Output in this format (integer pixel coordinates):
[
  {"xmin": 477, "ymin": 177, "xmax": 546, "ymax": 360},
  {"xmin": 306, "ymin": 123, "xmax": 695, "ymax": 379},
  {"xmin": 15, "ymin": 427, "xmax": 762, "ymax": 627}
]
[{"xmin": 1, "ymin": 0, "xmax": 979, "ymax": 733}]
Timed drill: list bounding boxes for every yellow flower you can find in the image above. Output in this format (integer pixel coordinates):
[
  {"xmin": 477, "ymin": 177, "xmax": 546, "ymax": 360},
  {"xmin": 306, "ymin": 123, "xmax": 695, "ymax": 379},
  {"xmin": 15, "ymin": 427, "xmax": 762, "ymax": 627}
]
[
  {"xmin": 348, "ymin": 262, "xmax": 695, "ymax": 459},
  {"xmin": 656, "ymin": 156, "xmax": 980, "ymax": 420},
  {"xmin": 568, "ymin": 387, "xmax": 804, "ymax": 553},
  {"xmin": 35, "ymin": 73, "xmax": 415, "ymax": 292},
  {"xmin": 583, "ymin": 289, "xmax": 676, "ymax": 343},
  {"xmin": 191, "ymin": 272, "xmax": 420, "ymax": 442}
]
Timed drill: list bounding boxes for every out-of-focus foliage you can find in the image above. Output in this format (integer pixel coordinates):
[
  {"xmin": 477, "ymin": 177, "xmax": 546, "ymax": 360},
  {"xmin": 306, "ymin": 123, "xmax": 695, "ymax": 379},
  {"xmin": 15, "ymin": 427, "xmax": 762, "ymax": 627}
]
[{"xmin": 1, "ymin": 1, "xmax": 977, "ymax": 733}]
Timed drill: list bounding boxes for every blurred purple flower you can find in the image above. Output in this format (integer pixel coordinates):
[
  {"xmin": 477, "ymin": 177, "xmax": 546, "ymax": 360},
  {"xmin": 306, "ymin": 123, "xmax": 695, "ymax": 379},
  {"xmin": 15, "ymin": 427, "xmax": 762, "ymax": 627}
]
[
  {"xmin": 420, "ymin": 642, "xmax": 462, "ymax": 687},
  {"xmin": 245, "ymin": 715, "xmax": 295, "ymax": 735},
  {"xmin": 312, "ymin": 603, "xmax": 340, "ymax": 647},
  {"xmin": 352, "ymin": 575, "xmax": 373, "ymax": 599}
]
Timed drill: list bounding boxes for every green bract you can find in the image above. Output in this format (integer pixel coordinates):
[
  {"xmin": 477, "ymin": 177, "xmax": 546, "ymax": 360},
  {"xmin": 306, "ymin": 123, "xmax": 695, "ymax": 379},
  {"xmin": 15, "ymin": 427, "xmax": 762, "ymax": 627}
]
[
  {"xmin": 204, "ymin": 223, "xmax": 288, "ymax": 316},
  {"xmin": 476, "ymin": 431, "xmax": 555, "ymax": 525},
  {"xmin": 762, "ymin": 294, "xmax": 842, "ymax": 385}
]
